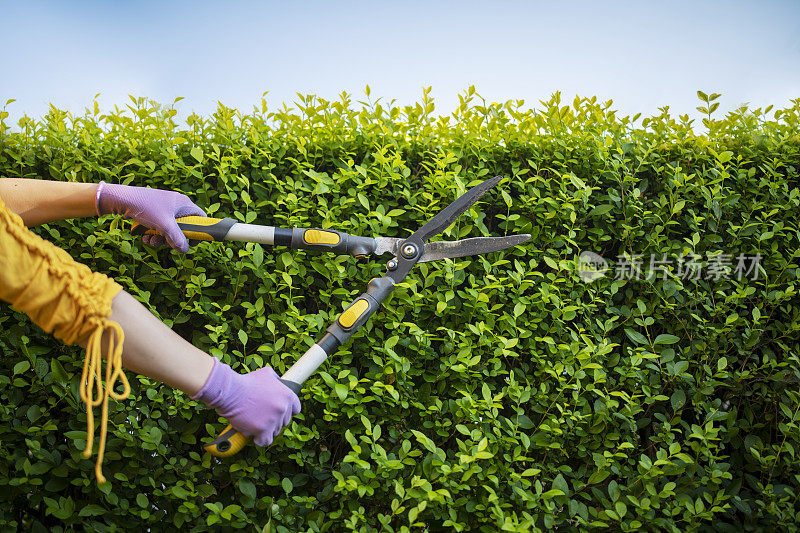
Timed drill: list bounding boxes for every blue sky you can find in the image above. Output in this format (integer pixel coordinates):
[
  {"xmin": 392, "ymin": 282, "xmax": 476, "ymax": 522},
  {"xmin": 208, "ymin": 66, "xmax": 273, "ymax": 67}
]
[{"xmin": 2, "ymin": 0, "xmax": 799, "ymax": 122}]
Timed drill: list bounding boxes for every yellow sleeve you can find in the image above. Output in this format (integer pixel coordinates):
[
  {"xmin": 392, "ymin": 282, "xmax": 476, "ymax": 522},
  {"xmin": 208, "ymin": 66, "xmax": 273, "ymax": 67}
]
[{"xmin": 0, "ymin": 193, "xmax": 129, "ymax": 484}]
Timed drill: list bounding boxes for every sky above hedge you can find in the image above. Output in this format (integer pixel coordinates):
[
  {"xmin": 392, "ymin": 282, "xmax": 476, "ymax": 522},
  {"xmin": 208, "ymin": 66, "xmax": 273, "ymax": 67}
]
[{"xmin": 2, "ymin": 0, "xmax": 799, "ymax": 121}]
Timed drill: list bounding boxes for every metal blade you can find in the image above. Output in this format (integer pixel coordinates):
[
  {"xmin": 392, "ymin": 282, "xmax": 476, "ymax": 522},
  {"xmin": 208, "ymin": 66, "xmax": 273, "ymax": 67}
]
[
  {"xmin": 418, "ymin": 234, "xmax": 531, "ymax": 262},
  {"xmin": 374, "ymin": 237, "xmax": 403, "ymax": 256},
  {"xmin": 408, "ymin": 175, "xmax": 503, "ymax": 244}
]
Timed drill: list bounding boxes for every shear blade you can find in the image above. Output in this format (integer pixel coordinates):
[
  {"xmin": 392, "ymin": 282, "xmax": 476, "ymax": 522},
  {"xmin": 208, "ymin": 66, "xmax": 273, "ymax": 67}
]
[
  {"xmin": 409, "ymin": 175, "xmax": 504, "ymax": 244},
  {"xmin": 419, "ymin": 234, "xmax": 531, "ymax": 262}
]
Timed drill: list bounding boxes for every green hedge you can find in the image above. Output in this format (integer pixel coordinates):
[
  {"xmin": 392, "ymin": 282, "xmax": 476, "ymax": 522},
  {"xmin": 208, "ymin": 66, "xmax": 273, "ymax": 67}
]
[{"xmin": 0, "ymin": 90, "xmax": 799, "ymax": 532}]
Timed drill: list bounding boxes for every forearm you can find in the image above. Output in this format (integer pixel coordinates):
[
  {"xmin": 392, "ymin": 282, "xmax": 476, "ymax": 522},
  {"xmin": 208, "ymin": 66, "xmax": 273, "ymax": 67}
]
[
  {"xmin": 0, "ymin": 178, "xmax": 98, "ymax": 226},
  {"xmin": 80, "ymin": 290, "xmax": 214, "ymax": 395},
  {"xmin": 79, "ymin": 290, "xmax": 299, "ymax": 450}
]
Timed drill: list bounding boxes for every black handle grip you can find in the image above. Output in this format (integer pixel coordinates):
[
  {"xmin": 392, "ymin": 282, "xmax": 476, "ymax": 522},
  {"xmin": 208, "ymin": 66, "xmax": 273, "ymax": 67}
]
[
  {"xmin": 132, "ymin": 217, "xmax": 236, "ymax": 242},
  {"xmin": 325, "ymin": 276, "xmax": 395, "ymax": 345},
  {"xmin": 279, "ymin": 378, "xmax": 302, "ymax": 395}
]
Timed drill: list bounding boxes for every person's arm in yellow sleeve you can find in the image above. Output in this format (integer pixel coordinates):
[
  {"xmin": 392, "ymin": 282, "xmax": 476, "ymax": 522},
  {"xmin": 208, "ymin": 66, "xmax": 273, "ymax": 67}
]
[
  {"xmin": 0, "ymin": 179, "xmax": 300, "ymax": 484},
  {"xmin": 0, "ymin": 177, "xmax": 214, "ymax": 389}
]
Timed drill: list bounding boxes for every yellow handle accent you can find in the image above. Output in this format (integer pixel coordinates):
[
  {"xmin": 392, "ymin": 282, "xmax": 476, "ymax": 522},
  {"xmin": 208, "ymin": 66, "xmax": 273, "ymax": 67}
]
[
  {"xmin": 204, "ymin": 424, "xmax": 251, "ymax": 457},
  {"xmin": 180, "ymin": 231, "xmax": 214, "ymax": 242},
  {"xmin": 132, "ymin": 217, "xmax": 224, "ymax": 241},
  {"xmin": 339, "ymin": 299, "xmax": 370, "ymax": 329},
  {"xmin": 174, "ymin": 216, "xmax": 223, "ymax": 226},
  {"xmin": 304, "ymin": 229, "xmax": 341, "ymax": 245}
]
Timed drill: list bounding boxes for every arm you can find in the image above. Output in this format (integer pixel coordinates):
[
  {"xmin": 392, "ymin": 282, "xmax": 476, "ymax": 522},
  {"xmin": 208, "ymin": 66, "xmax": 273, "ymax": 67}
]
[
  {"xmin": 83, "ymin": 290, "xmax": 214, "ymax": 394},
  {"xmin": 0, "ymin": 177, "xmax": 205, "ymax": 252},
  {"xmin": 83, "ymin": 291, "xmax": 300, "ymax": 446},
  {"xmin": 0, "ymin": 178, "xmax": 97, "ymax": 226}
]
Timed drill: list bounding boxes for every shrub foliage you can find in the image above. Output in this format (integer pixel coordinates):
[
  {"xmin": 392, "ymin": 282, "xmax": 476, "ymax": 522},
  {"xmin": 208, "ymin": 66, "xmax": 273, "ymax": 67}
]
[{"xmin": 0, "ymin": 89, "xmax": 799, "ymax": 531}]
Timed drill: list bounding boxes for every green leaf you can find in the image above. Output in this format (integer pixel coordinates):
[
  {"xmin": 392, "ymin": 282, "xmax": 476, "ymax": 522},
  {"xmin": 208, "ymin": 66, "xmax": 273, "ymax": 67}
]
[
  {"xmin": 79, "ymin": 504, "xmax": 106, "ymax": 517},
  {"xmin": 516, "ymin": 414, "xmax": 534, "ymax": 429},
  {"xmin": 239, "ymin": 479, "xmax": 256, "ymax": 499},
  {"xmin": 654, "ymin": 334, "xmax": 679, "ymax": 345},
  {"xmin": 411, "ymin": 430, "xmax": 437, "ymax": 453},
  {"xmin": 625, "ymin": 328, "xmax": 648, "ymax": 345},
  {"xmin": 172, "ymin": 486, "xmax": 190, "ymax": 499},
  {"xmin": 281, "ymin": 477, "xmax": 293, "ymax": 494},
  {"xmin": 552, "ymin": 473, "xmax": 569, "ymax": 496},
  {"xmin": 587, "ymin": 469, "xmax": 609, "ymax": 484},
  {"xmin": 136, "ymin": 493, "xmax": 149, "ymax": 508},
  {"xmin": 674, "ymin": 361, "xmax": 690, "ymax": 374},
  {"xmin": 334, "ymin": 383, "xmax": 348, "ymax": 401},
  {"xmin": 29, "ymin": 461, "xmax": 49, "ymax": 474},
  {"xmin": 190, "ymin": 146, "xmax": 203, "ymax": 162},
  {"xmin": 588, "ymin": 204, "xmax": 614, "ymax": 216},
  {"xmin": 482, "ymin": 382, "xmax": 492, "ymax": 403},
  {"xmin": 221, "ymin": 504, "xmax": 241, "ymax": 519},
  {"xmin": 51, "ymin": 497, "xmax": 75, "ymax": 519},
  {"xmin": 13, "ymin": 361, "xmax": 29, "ymax": 375},
  {"xmin": 671, "ymin": 390, "xmax": 686, "ymax": 410},
  {"xmin": 252, "ymin": 244, "xmax": 264, "ymax": 267},
  {"xmin": 150, "ymin": 427, "xmax": 163, "ymax": 445},
  {"xmin": 49, "ymin": 359, "xmax": 68, "ymax": 382},
  {"xmin": 608, "ymin": 480, "xmax": 620, "ymax": 501},
  {"xmin": 715, "ymin": 150, "xmax": 732, "ymax": 163}
]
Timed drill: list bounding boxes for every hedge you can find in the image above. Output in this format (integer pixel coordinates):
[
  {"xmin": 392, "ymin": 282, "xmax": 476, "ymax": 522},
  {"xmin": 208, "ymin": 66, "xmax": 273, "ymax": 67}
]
[{"xmin": 0, "ymin": 89, "xmax": 798, "ymax": 532}]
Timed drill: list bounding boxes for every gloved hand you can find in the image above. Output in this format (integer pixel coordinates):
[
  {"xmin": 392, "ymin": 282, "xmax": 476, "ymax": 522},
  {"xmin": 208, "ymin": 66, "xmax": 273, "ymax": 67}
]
[
  {"xmin": 191, "ymin": 359, "xmax": 301, "ymax": 446},
  {"xmin": 95, "ymin": 181, "xmax": 205, "ymax": 252}
]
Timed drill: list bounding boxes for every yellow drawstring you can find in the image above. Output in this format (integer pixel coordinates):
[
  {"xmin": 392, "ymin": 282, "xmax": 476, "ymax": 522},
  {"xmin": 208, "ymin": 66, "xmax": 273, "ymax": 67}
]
[{"xmin": 80, "ymin": 321, "xmax": 130, "ymax": 484}]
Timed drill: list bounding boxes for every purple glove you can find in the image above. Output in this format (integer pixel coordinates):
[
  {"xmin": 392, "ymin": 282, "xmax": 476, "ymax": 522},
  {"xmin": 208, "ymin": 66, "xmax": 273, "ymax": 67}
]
[
  {"xmin": 192, "ymin": 359, "xmax": 301, "ymax": 446},
  {"xmin": 96, "ymin": 181, "xmax": 205, "ymax": 253}
]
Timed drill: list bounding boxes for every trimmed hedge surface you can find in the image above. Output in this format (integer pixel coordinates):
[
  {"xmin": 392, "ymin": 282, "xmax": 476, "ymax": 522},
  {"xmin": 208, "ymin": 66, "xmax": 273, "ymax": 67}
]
[{"xmin": 0, "ymin": 91, "xmax": 799, "ymax": 531}]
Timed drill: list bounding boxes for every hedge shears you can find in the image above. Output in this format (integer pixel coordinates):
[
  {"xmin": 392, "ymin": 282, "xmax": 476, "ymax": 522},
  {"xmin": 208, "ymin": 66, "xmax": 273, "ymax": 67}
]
[{"xmin": 133, "ymin": 176, "xmax": 529, "ymax": 456}]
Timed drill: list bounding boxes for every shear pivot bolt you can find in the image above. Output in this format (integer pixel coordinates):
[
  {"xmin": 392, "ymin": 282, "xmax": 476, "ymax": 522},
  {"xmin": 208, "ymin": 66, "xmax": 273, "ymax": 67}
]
[
  {"xmin": 387, "ymin": 259, "xmax": 398, "ymax": 271},
  {"xmin": 401, "ymin": 243, "xmax": 418, "ymax": 259}
]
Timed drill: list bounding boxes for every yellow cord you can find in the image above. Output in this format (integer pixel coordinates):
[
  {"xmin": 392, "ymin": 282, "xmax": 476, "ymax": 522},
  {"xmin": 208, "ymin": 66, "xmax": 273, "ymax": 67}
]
[{"xmin": 80, "ymin": 321, "xmax": 130, "ymax": 484}]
